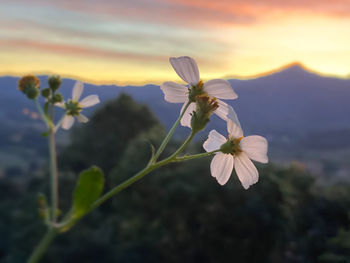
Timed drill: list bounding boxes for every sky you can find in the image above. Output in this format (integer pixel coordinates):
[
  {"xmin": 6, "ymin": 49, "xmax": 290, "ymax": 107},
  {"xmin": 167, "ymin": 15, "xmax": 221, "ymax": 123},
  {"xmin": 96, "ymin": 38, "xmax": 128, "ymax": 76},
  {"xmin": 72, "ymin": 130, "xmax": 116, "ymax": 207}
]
[{"xmin": 0, "ymin": 0, "xmax": 350, "ymax": 84}]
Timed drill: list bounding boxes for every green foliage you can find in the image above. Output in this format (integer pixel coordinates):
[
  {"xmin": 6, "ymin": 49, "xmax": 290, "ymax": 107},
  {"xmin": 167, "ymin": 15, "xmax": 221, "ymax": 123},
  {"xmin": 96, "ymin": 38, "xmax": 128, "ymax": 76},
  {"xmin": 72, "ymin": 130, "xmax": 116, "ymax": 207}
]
[
  {"xmin": 1, "ymin": 94, "xmax": 350, "ymax": 263},
  {"xmin": 59, "ymin": 93, "xmax": 163, "ymax": 174},
  {"xmin": 73, "ymin": 166, "xmax": 104, "ymax": 219}
]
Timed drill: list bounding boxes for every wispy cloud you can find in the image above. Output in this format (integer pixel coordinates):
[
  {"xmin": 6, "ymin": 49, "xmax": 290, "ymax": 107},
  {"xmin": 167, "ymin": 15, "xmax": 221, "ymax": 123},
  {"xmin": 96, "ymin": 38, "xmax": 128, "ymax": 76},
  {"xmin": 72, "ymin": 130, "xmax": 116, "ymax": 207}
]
[
  {"xmin": 0, "ymin": 38, "xmax": 169, "ymax": 62},
  {"xmin": 0, "ymin": 0, "xmax": 349, "ymax": 83}
]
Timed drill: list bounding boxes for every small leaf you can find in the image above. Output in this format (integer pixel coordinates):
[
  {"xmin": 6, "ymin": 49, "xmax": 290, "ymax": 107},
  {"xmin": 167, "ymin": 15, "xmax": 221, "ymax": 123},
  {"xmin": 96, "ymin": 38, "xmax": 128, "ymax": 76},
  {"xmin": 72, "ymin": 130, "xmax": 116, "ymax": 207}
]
[
  {"xmin": 41, "ymin": 131, "xmax": 49, "ymax": 137},
  {"xmin": 73, "ymin": 166, "xmax": 104, "ymax": 219}
]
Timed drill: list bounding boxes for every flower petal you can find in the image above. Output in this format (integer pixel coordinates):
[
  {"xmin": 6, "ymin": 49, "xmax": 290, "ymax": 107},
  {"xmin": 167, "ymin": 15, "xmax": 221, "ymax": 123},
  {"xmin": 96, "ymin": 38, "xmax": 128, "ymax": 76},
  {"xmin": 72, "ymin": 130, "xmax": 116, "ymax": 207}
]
[
  {"xmin": 160, "ymin": 81, "xmax": 188, "ymax": 103},
  {"xmin": 79, "ymin": 95, "xmax": 100, "ymax": 108},
  {"xmin": 169, "ymin": 56, "xmax": 199, "ymax": 85},
  {"xmin": 234, "ymin": 152, "xmax": 259, "ymax": 189},
  {"xmin": 203, "ymin": 130, "xmax": 227, "ymax": 152},
  {"xmin": 214, "ymin": 99, "xmax": 230, "ymax": 121},
  {"xmin": 227, "ymin": 106, "xmax": 243, "ymax": 138},
  {"xmin": 76, "ymin": 114, "xmax": 89, "ymax": 123},
  {"xmin": 240, "ymin": 135, "xmax": 268, "ymax": 163},
  {"xmin": 55, "ymin": 102, "xmax": 65, "ymax": 108},
  {"xmin": 204, "ymin": 79, "xmax": 237, "ymax": 100},
  {"xmin": 180, "ymin": 101, "xmax": 196, "ymax": 128},
  {"xmin": 62, "ymin": 115, "xmax": 75, "ymax": 130},
  {"xmin": 72, "ymin": 81, "xmax": 84, "ymax": 101},
  {"xmin": 210, "ymin": 153, "xmax": 234, "ymax": 185}
]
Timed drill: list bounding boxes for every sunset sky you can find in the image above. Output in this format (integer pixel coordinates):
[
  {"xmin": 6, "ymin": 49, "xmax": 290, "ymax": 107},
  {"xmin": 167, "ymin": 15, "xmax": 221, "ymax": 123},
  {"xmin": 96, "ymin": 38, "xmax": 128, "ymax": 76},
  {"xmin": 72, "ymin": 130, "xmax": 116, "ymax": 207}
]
[{"xmin": 0, "ymin": 0, "xmax": 350, "ymax": 84}]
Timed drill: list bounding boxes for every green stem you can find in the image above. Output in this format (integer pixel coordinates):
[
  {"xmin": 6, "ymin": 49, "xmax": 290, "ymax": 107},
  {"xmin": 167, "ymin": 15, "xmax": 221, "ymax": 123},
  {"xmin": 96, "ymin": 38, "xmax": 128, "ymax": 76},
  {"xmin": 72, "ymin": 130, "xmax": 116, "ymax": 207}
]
[
  {"xmin": 28, "ymin": 104, "xmax": 199, "ymax": 262},
  {"xmin": 90, "ymin": 164, "xmax": 157, "ymax": 210},
  {"xmin": 35, "ymin": 100, "xmax": 51, "ymax": 129},
  {"xmin": 151, "ymin": 101, "xmax": 191, "ymax": 162},
  {"xmin": 174, "ymin": 150, "xmax": 219, "ymax": 162},
  {"xmin": 90, "ymin": 131, "xmax": 196, "ymax": 210},
  {"xmin": 27, "ymin": 228, "xmax": 58, "ymax": 263},
  {"xmin": 48, "ymin": 105, "xmax": 59, "ymax": 223}
]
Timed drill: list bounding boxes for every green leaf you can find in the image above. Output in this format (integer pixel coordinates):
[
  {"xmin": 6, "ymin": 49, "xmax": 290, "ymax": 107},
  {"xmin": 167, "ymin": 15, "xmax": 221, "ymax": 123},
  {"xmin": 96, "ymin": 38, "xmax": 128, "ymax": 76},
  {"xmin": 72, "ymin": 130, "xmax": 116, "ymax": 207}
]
[{"xmin": 73, "ymin": 166, "xmax": 104, "ymax": 219}]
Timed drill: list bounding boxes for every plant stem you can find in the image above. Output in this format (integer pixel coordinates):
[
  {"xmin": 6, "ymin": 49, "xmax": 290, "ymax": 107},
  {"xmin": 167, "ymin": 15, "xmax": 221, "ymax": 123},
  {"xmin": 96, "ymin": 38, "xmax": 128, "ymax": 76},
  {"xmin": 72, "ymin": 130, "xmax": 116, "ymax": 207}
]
[
  {"xmin": 28, "ymin": 102, "xmax": 209, "ymax": 263},
  {"xmin": 35, "ymin": 100, "xmax": 51, "ymax": 128},
  {"xmin": 90, "ymin": 164, "xmax": 158, "ymax": 210},
  {"xmin": 27, "ymin": 228, "xmax": 58, "ymax": 263},
  {"xmin": 49, "ymin": 105, "xmax": 59, "ymax": 223},
  {"xmin": 151, "ymin": 101, "xmax": 191, "ymax": 162},
  {"xmin": 90, "ymin": 131, "xmax": 196, "ymax": 210},
  {"xmin": 174, "ymin": 150, "xmax": 219, "ymax": 162}
]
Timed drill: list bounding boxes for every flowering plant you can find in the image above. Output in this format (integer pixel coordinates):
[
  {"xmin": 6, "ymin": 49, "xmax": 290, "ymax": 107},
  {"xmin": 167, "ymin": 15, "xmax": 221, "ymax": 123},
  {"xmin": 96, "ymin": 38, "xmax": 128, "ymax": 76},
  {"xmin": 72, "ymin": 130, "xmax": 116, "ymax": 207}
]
[{"xmin": 19, "ymin": 57, "xmax": 268, "ymax": 263}]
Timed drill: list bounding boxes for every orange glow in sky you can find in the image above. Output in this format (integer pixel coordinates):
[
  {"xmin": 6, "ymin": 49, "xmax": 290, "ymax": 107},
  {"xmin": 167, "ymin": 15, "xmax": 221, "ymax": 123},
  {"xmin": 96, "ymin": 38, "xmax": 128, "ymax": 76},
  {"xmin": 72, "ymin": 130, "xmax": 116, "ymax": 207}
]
[{"xmin": 0, "ymin": 0, "xmax": 349, "ymax": 84}]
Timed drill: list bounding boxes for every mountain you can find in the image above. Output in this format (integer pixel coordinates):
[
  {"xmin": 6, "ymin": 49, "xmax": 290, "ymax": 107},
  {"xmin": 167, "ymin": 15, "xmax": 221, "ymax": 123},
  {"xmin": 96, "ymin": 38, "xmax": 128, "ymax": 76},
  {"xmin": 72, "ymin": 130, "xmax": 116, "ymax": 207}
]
[{"xmin": 1, "ymin": 64, "xmax": 350, "ymax": 179}]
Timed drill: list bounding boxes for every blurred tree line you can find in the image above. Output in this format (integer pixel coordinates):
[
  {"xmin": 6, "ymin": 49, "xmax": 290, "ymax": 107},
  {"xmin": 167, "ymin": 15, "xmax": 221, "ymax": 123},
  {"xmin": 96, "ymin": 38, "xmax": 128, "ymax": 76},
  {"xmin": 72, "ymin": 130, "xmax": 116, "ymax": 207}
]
[{"xmin": 0, "ymin": 94, "xmax": 350, "ymax": 263}]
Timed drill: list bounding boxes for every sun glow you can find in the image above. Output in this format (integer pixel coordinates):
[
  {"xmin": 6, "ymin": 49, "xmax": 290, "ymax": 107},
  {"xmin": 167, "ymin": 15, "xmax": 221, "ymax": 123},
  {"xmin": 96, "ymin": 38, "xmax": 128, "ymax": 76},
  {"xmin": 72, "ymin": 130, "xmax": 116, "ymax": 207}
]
[{"xmin": 0, "ymin": 2, "xmax": 349, "ymax": 84}]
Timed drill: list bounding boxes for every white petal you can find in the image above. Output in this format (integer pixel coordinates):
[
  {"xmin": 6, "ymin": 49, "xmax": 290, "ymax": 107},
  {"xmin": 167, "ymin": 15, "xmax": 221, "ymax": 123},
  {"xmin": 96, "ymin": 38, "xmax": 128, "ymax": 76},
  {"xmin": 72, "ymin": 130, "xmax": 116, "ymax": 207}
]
[
  {"xmin": 203, "ymin": 130, "xmax": 227, "ymax": 152},
  {"xmin": 210, "ymin": 153, "xmax": 234, "ymax": 185},
  {"xmin": 240, "ymin": 136, "xmax": 268, "ymax": 163},
  {"xmin": 160, "ymin": 82, "xmax": 188, "ymax": 103},
  {"xmin": 76, "ymin": 114, "xmax": 89, "ymax": 123},
  {"xmin": 55, "ymin": 102, "xmax": 65, "ymax": 108},
  {"xmin": 169, "ymin": 56, "xmax": 199, "ymax": 85},
  {"xmin": 234, "ymin": 152, "xmax": 259, "ymax": 189},
  {"xmin": 204, "ymin": 79, "xmax": 238, "ymax": 100},
  {"xmin": 180, "ymin": 101, "xmax": 196, "ymax": 128},
  {"xmin": 72, "ymin": 81, "xmax": 84, "ymax": 101},
  {"xmin": 61, "ymin": 115, "xmax": 75, "ymax": 130},
  {"xmin": 79, "ymin": 95, "xmax": 100, "ymax": 108},
  {"xmin": 214, "ymin": 99, "xmax": 230, "ymax": 121},
  {"xmin": 227, "ymin": 106, "xmax": 243, "ymax": 138}
]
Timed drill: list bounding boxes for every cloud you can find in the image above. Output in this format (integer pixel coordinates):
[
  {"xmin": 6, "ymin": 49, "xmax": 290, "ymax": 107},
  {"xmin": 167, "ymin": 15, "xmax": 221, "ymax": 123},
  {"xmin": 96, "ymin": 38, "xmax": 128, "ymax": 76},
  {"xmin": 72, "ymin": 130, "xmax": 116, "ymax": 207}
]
[
  {"xmin": 4, "ymin": 0, "xmax": 350, "ymax": 29},
  {"xmin": 0, "ymin": 38, "xmax": 169, "ymax": 62}
]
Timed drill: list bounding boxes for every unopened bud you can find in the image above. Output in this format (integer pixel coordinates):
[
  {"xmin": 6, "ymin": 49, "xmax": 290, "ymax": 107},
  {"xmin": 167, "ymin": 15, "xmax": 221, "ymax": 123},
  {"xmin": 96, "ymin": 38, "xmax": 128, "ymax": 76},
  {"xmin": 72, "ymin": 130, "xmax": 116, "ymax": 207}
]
[
  {"xmin": 18, "ymin": 75, "xmax": 40, "ymax": 99},
  {"xmin": 48, "ymin": 75, "xmax": 62, "ymax": 91},
  {"xmin": 41, "ymin": 88, "xmax": 51, "ymax": 98},
  {"xmin": 52, "ymin": 93, "xmax": 64, "ymax": 103}
]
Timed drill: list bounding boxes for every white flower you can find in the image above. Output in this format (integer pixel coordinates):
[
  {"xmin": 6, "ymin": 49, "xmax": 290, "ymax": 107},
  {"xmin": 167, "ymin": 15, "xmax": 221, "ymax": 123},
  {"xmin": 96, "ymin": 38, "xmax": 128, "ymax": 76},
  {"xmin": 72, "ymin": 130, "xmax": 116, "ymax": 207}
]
[
  {"xmin": 160, "ymin": 56, "xmax": 238, "ymax": 128},
  {"xmin": 203, "ymin": 113, "xmax": 268, "ymax": 189},
  {"xmin": 56, "ymin": 81, "xmax": 100, "ymax": 130}
]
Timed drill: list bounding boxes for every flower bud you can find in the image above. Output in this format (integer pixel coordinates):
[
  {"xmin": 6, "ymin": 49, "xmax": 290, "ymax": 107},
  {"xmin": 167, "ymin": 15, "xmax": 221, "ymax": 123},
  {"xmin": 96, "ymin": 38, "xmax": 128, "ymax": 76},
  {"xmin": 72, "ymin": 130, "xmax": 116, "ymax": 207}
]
[
  {"xmin": 41, "ymin": 88, "xmax": 51, "ymax": 98},
  {"xmin": 52, "ymin": 93, "xmax": 64, "ymax": 103},
  {"xmin": 48, "ymin": 75, "xmax": 62, "ymax": 92},
  {"xmin": 18, "ymin": 75, "xmax": 40, "ymax": 99},
  {"xmin": 191, "ymin": 94, "xmax": 218, "ymax": 133}
]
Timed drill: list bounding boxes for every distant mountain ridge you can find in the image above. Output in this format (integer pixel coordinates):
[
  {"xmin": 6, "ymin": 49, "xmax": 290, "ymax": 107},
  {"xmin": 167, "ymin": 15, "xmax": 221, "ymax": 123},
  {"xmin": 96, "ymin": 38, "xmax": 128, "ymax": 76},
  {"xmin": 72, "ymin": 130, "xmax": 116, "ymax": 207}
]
[
  {"xmin": 1, "ymin": 64, "xmax": 350, "ymax": 135},
  {"xmin": 1, "ymin": 65, "xmax": 350, "ymax": 172}
]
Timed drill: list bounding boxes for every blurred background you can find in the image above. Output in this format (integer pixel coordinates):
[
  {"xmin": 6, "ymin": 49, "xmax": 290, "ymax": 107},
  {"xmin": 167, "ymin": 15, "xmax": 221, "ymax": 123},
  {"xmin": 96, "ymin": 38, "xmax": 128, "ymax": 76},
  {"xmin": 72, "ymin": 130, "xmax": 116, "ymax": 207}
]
[{"xmin": 1, "ymin": 1, "xmax": 350, "ymax": 262}]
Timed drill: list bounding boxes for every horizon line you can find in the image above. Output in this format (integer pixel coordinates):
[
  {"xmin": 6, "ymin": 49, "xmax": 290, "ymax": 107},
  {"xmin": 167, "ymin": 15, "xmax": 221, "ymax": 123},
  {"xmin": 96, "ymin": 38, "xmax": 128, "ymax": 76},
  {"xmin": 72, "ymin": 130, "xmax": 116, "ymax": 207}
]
[{"xmin": 1, "ymin": 61, "xmax": 349, "ymax": 86}]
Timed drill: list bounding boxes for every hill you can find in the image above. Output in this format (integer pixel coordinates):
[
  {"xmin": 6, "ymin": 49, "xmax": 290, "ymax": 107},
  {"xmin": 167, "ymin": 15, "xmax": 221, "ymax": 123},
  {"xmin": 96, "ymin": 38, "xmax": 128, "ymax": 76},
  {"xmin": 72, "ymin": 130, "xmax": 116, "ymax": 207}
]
[{"xmin": 0, "ymin": 64, "xmax": 349, "ymax": 180}]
